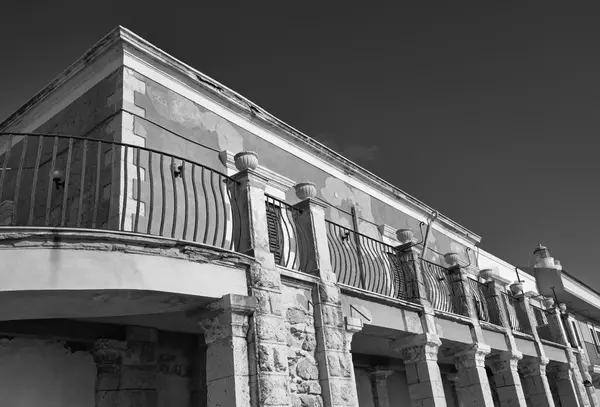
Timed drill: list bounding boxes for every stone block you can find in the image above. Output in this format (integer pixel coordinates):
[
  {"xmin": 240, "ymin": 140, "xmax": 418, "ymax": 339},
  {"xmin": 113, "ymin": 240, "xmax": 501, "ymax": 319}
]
[
  {"xmin": 330, "ymin": 382, "xmax": 355, "ymax": 405},
  {"xmin": 254, "ymin": 289, "xmax": 283, "ymax": 316},
  {"xmin": 123, "ymin": 342, "xmax": 157, "ymax": 366},
  {"xmin": 206, "ymin": 337, "xmax": 248, "ymax": 382},
  {"xmin": 323, "ymin": 328, "xmax": 347, "ymax": 351},
  {"xmin": 257, "ymin": 343, "xmax": 288, "ymax": 373},
  {"xmin": 255, "ymin": 315, "xmax": 287, "ymax": 343},
  {"xmin": 120, "ymin": 366, "xmax": 156, "ymax": 390},
  {"xmin": 249, "ymin": 265, "xmax": 282, "ymax": 290},
  {"xmin": 296, "ymin": 357, "xmax": 320, "ymax": 380},
  {"xmin": 208, "ymin": 375, "xmax": 251, "ymax": 407},
  {"xmin": 258, "ymin": 374, "xmax": 291, "ymax": 405},
  {"xmin": 319, "ymin": 282, "xmax": 340, "ymax": 305}
]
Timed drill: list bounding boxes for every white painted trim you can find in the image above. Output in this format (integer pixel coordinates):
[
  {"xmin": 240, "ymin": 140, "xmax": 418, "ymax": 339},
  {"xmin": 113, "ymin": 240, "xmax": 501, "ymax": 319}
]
[
  {"xmin": 564, "ymin": 276, "xmax": 600, "ymax": 309},
  {"xmin": 122, "ymin": 51, "xmax": 477, "ymax": 249}
]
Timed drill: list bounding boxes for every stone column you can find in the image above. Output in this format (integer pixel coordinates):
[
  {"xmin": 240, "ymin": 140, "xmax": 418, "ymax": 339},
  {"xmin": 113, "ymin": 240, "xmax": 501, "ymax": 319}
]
[
  {"xmin": 547, "ymin": 362, "xmax": 584, "ymax": 407},
  {"xmin": 231, "ymin": 158, "xmax": 293, "ymax": 407},
  {"xmin": 121, "ymin": 326, "xmax": 158, "ymax": 407},
  {"xmin": 452, "ymin": 344, "xmax": 495, "ymax": 407},
  {"xmin": 518, "ymin": 357, "xmax": 555, "ymax": 407},
  {"xmin": 393, "ymin": 333, "xmax": 448, "ymax": 407},
  {"xmin": 93, "ymin": 339, "xmax": 126, "ymax": 407},
  {"xmin": 197, "ymin": 294, "xmax": 257, "ymax": 407},
  {"xmin": 191, "ymin": 339, "xmax": 208, "ymax": 407},
  {"xmin": 294, "ymin": 186, "xmax": 363, "ymax": 407},
  {"xmin": 488, "ymin": 350, "xmax": 527, "ymax": 407},
  {"xmin": 369, "ymin": 367, "xmax": 393, "ymax": 407},
  {"xmin": 92, "ymin": 327, "xmax": 158, "ymax": 407},
  {"xmin": 546, "ymin": 307, "xmax": 591, "ymax": 407},
  {"xmin": 564, "ymin": 315, "xmax": 600, "ymax": 407}
]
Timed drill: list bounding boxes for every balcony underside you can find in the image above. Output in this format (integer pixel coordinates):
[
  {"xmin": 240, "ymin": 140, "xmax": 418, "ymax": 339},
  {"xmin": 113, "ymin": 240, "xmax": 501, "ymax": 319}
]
[{"xmin": 0, "ymin": 228, "xmax": 251, "ymax": 320}]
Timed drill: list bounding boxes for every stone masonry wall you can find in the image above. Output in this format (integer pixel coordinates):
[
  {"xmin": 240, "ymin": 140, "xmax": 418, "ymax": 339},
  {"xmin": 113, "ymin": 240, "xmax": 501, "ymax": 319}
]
[{"xmin": 282, "ymin": 282, "xmax": 324, "ymax": 407}]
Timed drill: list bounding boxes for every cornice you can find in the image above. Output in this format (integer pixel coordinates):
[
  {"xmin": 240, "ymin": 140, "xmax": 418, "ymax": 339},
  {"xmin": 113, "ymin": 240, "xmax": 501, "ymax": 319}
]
[{"xmin": 218, "ymin": 150, "xmax": 295, "ymax": 194}]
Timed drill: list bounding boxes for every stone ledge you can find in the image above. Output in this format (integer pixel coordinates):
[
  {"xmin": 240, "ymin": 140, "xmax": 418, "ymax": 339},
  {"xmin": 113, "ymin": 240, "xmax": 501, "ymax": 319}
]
[
  {"xmin": 0, "ymin": 227, "xmax": 255, "ymax": 269},
  {"xmin": 339, "ymin": 284, "xmax": 424, "ymax": 313}
]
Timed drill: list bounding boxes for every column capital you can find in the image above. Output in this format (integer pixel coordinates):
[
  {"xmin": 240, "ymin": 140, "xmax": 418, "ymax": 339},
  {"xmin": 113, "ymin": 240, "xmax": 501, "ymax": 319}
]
[
  {"xmin": 230, "ymin": 168, "xmax": 270, "ymax": 190},
  {"xmin": 518, "ymin": 357, "xmax": 549, "ymax": 377},
  {"xmin": 293, "ymin": 197, "xmax": 328, "ymax": 211},
  {"xmin": 191, "ymin": 294, "xmax": 257, "ymax": 344},
  {"xmin": 488, "ymin": 350, "xmax": 523, "ymax": 374},
  {"xmin": 368, "ymin": 366, "xmax": 394, "ymax": 379},
  {"xmin": 453, "ymin": 344, "xmax": 491, "ymax": 369},
  {"xmin": 392, "ymin": 333, "xmax": 442, "ymax": 363}
]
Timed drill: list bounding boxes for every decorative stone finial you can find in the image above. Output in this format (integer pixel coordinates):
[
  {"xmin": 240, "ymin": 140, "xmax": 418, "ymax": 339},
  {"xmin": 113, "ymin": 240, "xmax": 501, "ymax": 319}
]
[
  {"xmin": 542, "ymin": 297, "xmax": 555, "ymax": 308},
  {"xmin": 478, "ymin": 268, "xmax": 498, "ymax": 283},
  {"xmin": 444, "ymin": 252, "xmax": 460, "ymax": 267},
  {"xmin": 294, "ymin": 182, "xmax": 317, "ymax": 200},
  {"xmin": 234, "ymin": 151, "xmax": 259, "ymax": 171},
  {"xmin": 509, "ymin": 281, "xmax": 524, "ymax": 295},
  {"xmin": 396, "ymin": 228, "xmax": 414, "ymax": 245},
  {"xmin": 558, "ymin": 303, "xmax": 567, "ymax": 313}
]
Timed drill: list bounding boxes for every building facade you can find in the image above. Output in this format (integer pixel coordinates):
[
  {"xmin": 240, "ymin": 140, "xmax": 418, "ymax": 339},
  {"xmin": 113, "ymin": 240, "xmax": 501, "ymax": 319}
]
[{"xmin": 0, "ymin": 26, "xmax": 599, "ymax": 407}]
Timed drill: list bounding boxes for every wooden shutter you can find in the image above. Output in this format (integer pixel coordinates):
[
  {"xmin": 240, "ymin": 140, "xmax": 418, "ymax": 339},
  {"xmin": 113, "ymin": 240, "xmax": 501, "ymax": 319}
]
[{"xmin": 265, "ymin": 202, "xmax": 283, "ymax": 265}]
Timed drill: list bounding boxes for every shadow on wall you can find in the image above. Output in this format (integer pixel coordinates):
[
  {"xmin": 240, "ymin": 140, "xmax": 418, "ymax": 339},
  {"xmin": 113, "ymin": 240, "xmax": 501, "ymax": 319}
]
[{"xmin": 0, "ymin": 338, "xmax": 95, "ymax": 407}]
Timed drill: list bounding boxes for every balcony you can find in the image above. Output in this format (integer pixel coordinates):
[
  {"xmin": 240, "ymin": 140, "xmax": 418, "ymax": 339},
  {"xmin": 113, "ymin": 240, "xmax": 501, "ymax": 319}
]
[{"xmin": 0, "ymin": 132, "xmax": 249, "ymax": 320}]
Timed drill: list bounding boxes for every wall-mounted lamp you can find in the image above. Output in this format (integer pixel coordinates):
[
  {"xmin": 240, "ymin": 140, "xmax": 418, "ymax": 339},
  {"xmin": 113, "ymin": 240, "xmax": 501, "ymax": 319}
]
[
  {"xmin": 171, "ymin": 162, "xmax": 183, "ymax": 178},
  {"xmin": 51, "ymin": 170, "xmax": 65, "ymax": 190}
]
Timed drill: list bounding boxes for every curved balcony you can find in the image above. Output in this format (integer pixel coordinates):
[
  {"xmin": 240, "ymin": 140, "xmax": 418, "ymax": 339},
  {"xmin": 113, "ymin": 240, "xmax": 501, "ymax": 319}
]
[{"xmin": 0, "ymin": 132, "xmax": 249, "ymax": 321}]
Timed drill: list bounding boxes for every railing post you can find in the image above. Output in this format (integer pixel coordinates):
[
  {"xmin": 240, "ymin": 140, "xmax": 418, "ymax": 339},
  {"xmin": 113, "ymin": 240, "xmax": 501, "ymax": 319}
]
[
  {"xmin": 229, "ymin": 152, "xmax": 292, "ymax": 407},
  {"xmin": 444, "ymin": 256, "xmax": 487, "ymax": 344},
  {"xmin": 293, "ymin": 183, "xmax": 363, "ymax": 407}
]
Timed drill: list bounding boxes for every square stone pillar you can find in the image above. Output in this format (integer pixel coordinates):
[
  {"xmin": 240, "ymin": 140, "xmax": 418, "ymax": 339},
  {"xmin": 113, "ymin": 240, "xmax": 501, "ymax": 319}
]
[
  {"xmin": 447, "ymin": 265, "xmax": 487, "ymax": 344},
  {"xmin": 369, "ymin": 366, "xmax": 393, "ymax": 407},
  {"xmin": 547, "ymin": 362, "xmax": 584, "ymax": 407},
  {"xmin": 295, "ymin": 195, "xmax": 363, "ymax": 407},
  {"xmin": 488, "ymin": 350, "xmax": 527, "ymax": 407},
  {"xmin": 393, "ymin": 333, "xmax": 448, "ymax": 407},
  {"xmin": 452, "ymin": 344, "xmax": 495, "ymax": 407},
  {"xmin": 231, "ymin": 162, "xmax": 293, "ymax": 407},
  {"xmin": 197, "ymin": 294, "xmax": 257, "ymax": 407},
  {"xmin": 518, "ymin": 357, "xmax": 555, "ymax": 407}
]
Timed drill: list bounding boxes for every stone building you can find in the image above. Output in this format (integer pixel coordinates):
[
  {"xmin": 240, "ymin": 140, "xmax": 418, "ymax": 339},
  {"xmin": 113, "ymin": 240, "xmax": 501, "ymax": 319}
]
[{"xmin": 0, "ymin": 26, "xmax": 599, "ymax": 407}]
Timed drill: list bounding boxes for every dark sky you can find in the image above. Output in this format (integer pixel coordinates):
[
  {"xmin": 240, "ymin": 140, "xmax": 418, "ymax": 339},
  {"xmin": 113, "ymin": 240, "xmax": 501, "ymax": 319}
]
[{"xmin": 2, "ymin": 2, "xmax": 600, "ymax": 288}]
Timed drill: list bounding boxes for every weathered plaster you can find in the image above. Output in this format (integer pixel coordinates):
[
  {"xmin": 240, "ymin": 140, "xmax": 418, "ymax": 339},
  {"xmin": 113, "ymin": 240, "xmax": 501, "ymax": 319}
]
[{"xmin": 0, "ymin": 338, "xmax": 96, "ymax": 407}]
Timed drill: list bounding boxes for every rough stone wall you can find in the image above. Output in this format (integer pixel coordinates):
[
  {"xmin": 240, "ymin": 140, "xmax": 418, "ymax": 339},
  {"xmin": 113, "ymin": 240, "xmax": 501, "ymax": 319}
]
[
  {"xmin": 0, "ymin": 337, "xmax": 96, "ymax": 407},
  {"xmin": 282, "ymin": 282, "xmax": 324, "ymax": 407}
]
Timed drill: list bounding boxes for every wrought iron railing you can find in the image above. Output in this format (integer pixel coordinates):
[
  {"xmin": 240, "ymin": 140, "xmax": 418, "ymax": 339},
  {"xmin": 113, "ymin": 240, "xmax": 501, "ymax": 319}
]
[
  {"xmin": 467, "ymin": 278, "xmax": 503, "ymax": 326},
  {"xmin": 0, "ymin": 133, "xmax": 242, "ymax": 250},
  {"xmin": 265, "ymin": 195, "xmax": 310, "ymax": 272},
  {"xmin": 502, "ymin": 292, "xmax": 532, "ymax": 335},
  {"xmin": 531, "ymin": 304, "xmax": 549, "ymax": 327},
  {"xmin": 325, "ymin": 220, "xmax": 417, "ymax": 300},
  {"xmin": 420, "ymin": 259, "xmax": 468, "ymax": 316}
]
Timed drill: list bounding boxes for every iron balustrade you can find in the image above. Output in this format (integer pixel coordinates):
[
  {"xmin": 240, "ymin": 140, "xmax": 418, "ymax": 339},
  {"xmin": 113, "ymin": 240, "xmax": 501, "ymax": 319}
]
[
  {"xmin": 0, "ymin": 133, "xmax": 242, "ymax": 251},
  {"xmin": 502, "ymin": 292, "xmax": 533, "ymax": 335},
  {"xmin": 325, "ymin": 220, "xmax": 417, "ymax": 300},
  {"xmin": 264, "ymin": 195, "xmax": 310, "ymax": 272},
  {"xmin": 467, "ymin": 278, "xmax": 504, "ymax": 326},
  {"xmin": 419, "ymin": 259, "xmax": 468, "ymax": 316}
]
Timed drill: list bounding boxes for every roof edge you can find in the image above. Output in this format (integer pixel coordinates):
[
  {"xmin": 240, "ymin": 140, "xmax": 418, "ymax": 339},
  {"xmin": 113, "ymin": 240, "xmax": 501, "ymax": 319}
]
[{"xmin": 0, "ymin": 25, "xmax": 482, "ymax": 246}]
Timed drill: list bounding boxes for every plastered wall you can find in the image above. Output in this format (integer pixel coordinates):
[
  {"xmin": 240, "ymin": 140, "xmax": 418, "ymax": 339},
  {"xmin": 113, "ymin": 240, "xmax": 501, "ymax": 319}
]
[{"xmin": 0, "ymin": 338, "xmax": 96, "ymax": 407}]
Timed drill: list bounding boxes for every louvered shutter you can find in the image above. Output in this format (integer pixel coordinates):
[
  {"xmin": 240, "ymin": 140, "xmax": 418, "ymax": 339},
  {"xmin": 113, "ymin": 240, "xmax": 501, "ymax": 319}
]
[{"xmin": 265, "ymin": 202, "xmax": 283, "ymax": 264}]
